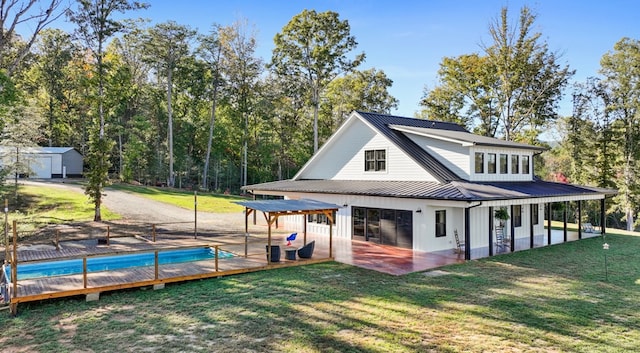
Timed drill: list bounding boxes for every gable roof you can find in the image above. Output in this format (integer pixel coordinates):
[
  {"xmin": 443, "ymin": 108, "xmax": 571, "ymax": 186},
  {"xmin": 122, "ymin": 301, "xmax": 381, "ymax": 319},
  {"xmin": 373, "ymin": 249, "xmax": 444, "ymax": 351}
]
[
  {"xmin": 242, "ymin": 179, "xmax": 616, "ymax": 202},
  {"xmin": 390, "ymin": 125, "xmax": 547, "ymax": 151},
  {"xmin": 354, "ymin": 111, "xmax": 464, "ymax": 182},
  {"xmin": 0, "ymin": 146, "xmax": 79, "ymax": 154}
]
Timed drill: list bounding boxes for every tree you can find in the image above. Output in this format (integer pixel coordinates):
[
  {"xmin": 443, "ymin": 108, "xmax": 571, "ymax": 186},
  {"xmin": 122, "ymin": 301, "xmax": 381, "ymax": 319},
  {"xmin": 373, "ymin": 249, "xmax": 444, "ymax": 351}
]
[
  {"xmin": 322, "ymin": 68, "xmax": 398, "ymax": 133},
  {"xmin": 219, "ymin": 20, "xmax": 262, "ymax": 188},
  {"xmin": 271, "ymin": 9, "xmax": 364, "ymax": 152},
  {"xmin": 67, "ymin": 0, "xmax": 148, "ymax": 221},
  {"xmin": 31, "ymin": 29, "xmax": 77, "ymax": 147},
  {"xmin": 420, "ymin": 6, "xmax": 573, "ymax": 143},
  {"xmin": 419, "ymin": 54, "xmax": 495, "ymax": 134},
  {"xmin": 0, "ymin": 0, "xmax": 65, "ymax": 76},
  {"xmin": 197, "ymin": 24, "xmax": 223, "ymax": 190},
  {"xmin": 143, "ymin": 21, "xmax": 196, "ymax": 188},
  {"xmin": 599, "ymin": 38, "xmax": 640, "ymax": 231},
  {"xmin": 484, "ymin": 6, "xmax": 573, "ymax": 142}
]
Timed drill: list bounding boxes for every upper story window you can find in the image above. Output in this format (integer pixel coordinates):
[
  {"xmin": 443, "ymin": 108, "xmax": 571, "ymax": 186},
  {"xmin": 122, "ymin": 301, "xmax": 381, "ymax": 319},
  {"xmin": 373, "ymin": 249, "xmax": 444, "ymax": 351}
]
[
  {"xmin": 365, "ymin": 149, "xmax": 386, "ymax": 171},
  {"xmin": 474, "ymin": 152, "xmax": 484, "ymax": 173},
  {"xmin": 500, "ymin": 154, "xmax": 508, "ymax": 174},
  {"xmin": 522, "ymin": 155, "xmax": 530, "ymax": 174},
  {"xmin": 511, "ymin": 155, "xmax": 519, "ymax": 174},
  {"xmin": 488, "ymin": 153, "xmax": 496, "ymax": 174}
]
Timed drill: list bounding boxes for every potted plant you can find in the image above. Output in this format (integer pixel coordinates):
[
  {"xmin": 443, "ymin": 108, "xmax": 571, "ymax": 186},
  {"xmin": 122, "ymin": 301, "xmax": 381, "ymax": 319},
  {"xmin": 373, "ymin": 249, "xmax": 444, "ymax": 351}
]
[{"xmin": 494, "ymin": 207, "xmax": 510, "ymax": 227}]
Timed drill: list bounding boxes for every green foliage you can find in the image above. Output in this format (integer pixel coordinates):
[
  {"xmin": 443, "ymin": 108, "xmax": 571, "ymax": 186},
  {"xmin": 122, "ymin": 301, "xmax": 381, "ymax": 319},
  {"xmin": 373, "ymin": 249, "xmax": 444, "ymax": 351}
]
[
  {"xmin": 84, "ymin": 128, "xmax": 115, "ymax": 221},
  {"xmin": 271, "ymin": 9, "xmax": 365, "ymax": 152},
  {"xmin": 321, "ymin": 68, "xmax": 398, "ymax": 134},
  {"xmin": 421, "ymin": 6, "xmax": 573, "ymax": 143}
]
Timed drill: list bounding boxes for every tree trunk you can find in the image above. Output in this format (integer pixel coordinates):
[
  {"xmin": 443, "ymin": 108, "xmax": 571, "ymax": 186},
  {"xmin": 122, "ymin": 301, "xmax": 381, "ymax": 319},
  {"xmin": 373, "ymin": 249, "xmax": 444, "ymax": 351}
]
[
  {"xmin": 202, "ymin": 79, "xmax": 219, "ymax": 190},
  {"xmin": 167, "ymin": 67, "xmax": 174, "ymax": 187}
]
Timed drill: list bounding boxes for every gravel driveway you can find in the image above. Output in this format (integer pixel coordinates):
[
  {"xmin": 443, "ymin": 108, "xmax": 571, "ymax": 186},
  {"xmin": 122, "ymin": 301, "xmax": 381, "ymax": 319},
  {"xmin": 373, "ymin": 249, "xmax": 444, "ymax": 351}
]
[{"xmin": 21, "ymin": 180, "xmax": 252, "ymax": 234}]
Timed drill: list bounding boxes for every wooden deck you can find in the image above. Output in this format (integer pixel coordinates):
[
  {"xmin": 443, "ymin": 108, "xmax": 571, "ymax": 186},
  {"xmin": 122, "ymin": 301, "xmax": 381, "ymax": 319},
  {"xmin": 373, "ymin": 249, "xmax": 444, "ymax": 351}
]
[{"xmin": 6, "ymin": 242, "xmax": 332, "ymax": 314}]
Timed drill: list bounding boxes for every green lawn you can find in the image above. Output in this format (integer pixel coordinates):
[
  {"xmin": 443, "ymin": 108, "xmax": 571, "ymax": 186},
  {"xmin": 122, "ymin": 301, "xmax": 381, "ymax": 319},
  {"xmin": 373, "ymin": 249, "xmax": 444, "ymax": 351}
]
[
  {"xmin": 5, "ymin": 185, "xmax": 119, "ymax": 235},
  {"xmin": 2, "ymin": 232, "xmax": 638, "ymax": 352},
  {"xmin": 108, "ymin": 183, "xmax": 246, "ymax": 213}
]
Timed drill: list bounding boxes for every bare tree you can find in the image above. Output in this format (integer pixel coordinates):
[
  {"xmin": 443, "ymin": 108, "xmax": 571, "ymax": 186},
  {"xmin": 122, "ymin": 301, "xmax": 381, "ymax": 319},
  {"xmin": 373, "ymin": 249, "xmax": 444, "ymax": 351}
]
[{"xmin": 0, "ymin": 0, "xmax": 66, "ymax": 76}]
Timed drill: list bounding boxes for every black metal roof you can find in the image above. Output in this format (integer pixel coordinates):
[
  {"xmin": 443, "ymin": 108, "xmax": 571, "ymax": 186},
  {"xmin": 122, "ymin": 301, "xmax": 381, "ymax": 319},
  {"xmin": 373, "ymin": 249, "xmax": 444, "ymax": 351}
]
[
  {"xmin": 389, "ymin": 125, "xmax": 547, "ymax": 151},
  {"xmin": 242, "ymin": 179, "xmax": 615, "ymax": 202},
  {"xmin": 356, "ymin": 111, "xmax": 462, "ymax": 182}
]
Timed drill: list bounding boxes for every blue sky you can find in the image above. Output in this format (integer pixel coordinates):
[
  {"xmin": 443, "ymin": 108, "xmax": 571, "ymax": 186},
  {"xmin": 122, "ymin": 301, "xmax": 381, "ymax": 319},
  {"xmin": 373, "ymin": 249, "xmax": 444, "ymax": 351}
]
[{"xmin": 51, "ymin": 0, "xmax": 640, "ymax": 117}]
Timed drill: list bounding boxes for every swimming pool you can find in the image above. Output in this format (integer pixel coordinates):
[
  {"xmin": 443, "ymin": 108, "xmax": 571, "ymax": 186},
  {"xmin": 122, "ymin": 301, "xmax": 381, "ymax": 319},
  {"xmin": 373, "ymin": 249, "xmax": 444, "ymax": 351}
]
[{"xmin": 5, "ymin": 247, "xmax": 234, "ymax": 281}]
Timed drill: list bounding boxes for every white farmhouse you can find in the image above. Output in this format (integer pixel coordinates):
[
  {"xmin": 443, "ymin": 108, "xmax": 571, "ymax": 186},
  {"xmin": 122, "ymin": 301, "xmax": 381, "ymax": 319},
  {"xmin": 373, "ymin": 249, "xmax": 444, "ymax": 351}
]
[{"xmin": 243, "ymin": 111, "xmax": 615, "ymax": 260}]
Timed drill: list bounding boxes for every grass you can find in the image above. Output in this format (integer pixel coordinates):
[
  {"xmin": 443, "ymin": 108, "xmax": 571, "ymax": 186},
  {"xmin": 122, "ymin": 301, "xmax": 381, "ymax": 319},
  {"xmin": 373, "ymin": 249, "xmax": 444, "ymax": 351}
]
[
  {"xmin": 1, "ymin": 231, "xmax": 639, "ymax": 352},
  {"xmin": 4, "ymin": 185, "xmax": 119, "ymax": 235},
  {"xmin": 108, "ymin": 183, "xmax": 246, "ymax": 213}
]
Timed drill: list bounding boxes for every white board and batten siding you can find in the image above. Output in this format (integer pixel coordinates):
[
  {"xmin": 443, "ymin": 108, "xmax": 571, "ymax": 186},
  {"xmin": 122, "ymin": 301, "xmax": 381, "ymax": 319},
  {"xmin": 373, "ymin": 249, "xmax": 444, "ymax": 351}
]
[
  {"xmin": 404, "ymin": 133, "xmax": 471, "ymax": 179},
  {"xmin": 297, "ymin": 118, "xmax": 438, "ymax": 182},
  {"xmin": 466, "ymin": 204, "xmax": 545, "ymax": 248}
]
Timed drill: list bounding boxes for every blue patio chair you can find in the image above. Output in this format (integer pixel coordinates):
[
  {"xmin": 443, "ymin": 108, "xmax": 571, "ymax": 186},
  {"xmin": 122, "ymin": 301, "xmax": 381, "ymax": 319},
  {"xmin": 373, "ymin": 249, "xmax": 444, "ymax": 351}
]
[{"xmin": 297, "ymin": 241, "xmax": 315, "ymax": 259}]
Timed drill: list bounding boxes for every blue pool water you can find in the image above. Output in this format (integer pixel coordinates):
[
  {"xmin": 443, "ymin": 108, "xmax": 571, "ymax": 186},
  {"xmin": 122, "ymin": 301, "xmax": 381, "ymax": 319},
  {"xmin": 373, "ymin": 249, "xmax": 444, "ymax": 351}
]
[{"xmin": 5, "ymin": 247, "xmax": 234, "ymax": 281}]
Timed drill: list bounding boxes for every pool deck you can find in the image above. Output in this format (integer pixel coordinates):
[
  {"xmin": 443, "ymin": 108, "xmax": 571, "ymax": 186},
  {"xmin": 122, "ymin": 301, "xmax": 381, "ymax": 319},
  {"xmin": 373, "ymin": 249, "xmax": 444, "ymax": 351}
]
[{"xmin": 4, "ymin": 226, "xmax": 601, "ymax": 314}]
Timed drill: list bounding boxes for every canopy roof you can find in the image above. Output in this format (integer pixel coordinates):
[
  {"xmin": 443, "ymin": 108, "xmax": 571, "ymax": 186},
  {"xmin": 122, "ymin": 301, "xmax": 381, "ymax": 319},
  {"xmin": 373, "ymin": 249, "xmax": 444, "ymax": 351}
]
[{"xmin": 234, "ymin": 198, "xmax": 340, "ymax": 214}]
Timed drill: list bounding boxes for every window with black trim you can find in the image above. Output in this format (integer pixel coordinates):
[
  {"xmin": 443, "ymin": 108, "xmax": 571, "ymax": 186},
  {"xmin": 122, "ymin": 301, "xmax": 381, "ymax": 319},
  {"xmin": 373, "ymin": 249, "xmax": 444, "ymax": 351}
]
[
  {"xmin": 511, "ymin": 155, "xmax": 519, "ymax": 174},
  {"xmin": 365, "ymin": 149, "xmax": 386, "ymax": 171},
  {"xmin": 513, "ymin": 205, "xmax": 522, "ymax": 227},
  {"xmin": 500, "ymin": 154, "xmax": 508, "ymax": 174},
  {"xmin": 522, "ymin": 155, "xmax": 530, "ymax": 174},
  {"xmin": 475, "ymin": 152, "xmax": 484, "ymax": 173},
  {"xmin": 532, "ymin": 204, "xmax": 539, "ymax": 225},
  {"xmin": 435, "ymin": 210, "xmax": 446, "ymax": 237},
  {"xmin": 488, "ymin": 153, "xmax": 496, "ymax": 174}
]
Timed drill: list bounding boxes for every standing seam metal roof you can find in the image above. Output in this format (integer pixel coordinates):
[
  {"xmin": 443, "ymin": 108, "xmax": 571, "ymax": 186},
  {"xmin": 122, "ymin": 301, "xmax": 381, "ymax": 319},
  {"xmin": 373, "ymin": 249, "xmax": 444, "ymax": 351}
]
[{"xmin": 242, "ymin": 179, "xmax": 615, "ymax": 201}]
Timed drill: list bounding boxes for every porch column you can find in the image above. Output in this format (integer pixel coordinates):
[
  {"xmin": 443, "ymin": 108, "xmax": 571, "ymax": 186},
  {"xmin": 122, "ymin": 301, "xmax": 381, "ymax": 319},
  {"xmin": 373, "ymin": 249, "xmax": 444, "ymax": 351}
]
[
  {"xmin": 547, "ymin": 203, "xmax": 552, "ymax": 245},
  {"xmin": 563, "ymin": 201, "xmax": 568, "ymax": 242},
  {"xmin": 489, "ymin": 206, "xmax": 494, "ymax": 257},
  {"xmin": 464, "ymin": 208, "xmax": 470, "ymax": 260},
  {"xmin": 529, "ymin": 204, "xmax": 534, "ymax": 248},
  {"xmin": 577, "ymin": 200, "xmax": 582, "ymax": 239},
  {"xmin": 510, "ymin": 205, "xmax": 515, "ymax": 252},
  {"xmin": 600, "ymin": 198, "xmax": 606, "ymax": 235}
]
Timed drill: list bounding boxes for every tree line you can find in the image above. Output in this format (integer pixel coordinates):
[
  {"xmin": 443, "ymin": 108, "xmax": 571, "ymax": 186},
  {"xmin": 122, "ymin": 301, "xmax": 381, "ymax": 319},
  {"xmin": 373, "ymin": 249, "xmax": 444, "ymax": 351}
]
[{"xmin": 1, "ymin": 2, "xmax": 638, "ymax": 230}]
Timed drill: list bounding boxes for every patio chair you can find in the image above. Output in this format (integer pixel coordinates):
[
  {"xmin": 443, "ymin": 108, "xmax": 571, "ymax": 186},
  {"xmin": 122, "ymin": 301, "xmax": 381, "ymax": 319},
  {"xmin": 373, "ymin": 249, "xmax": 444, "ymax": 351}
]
[
  {"xmin": 453, "ymin": 229, "xmax": 465, "ymax": 254},
  {"xmin": 297, "ymin": 241, "xmax": 315, "ymax": 259},
  {"xmin": 495, "ymin": 227, "xmax": 510, "ymax": 252},
  {"xmin": 582, "ymin": 223, "xmax": 600, "ymax": 233}
]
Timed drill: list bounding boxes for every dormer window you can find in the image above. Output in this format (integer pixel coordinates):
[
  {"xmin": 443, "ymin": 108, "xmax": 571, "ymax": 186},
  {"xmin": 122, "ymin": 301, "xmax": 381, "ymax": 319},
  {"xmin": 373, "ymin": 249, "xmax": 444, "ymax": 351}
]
[
  {"xmin": 488, "ymin": 153, "xmax": 496, "ymax": 174},
  {"xmin": 511, "ymin": 155, "xmax": 519, "ymax": 174},
  {"xmin": 522, "ymin": 155, "xmax": 530, "ymax": 174},
  {"xmin": 365, "ymin": 149, "xmax": 386, "ymax": 171},
  {"xmin": 474, "ymin": 152, "xmax": 484, "ymax": 173},
  {"xmin": 500, "ymin": 154, "xmax": 508, "ymax": 174}
]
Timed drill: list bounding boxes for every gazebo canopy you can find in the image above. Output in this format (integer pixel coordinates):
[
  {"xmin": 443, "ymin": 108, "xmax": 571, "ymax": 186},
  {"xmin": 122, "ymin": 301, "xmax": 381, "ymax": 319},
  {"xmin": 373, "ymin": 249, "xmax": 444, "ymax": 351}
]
[{"xmin": 234, "ymin": 198, "xmax": 340, "ymax": 260}]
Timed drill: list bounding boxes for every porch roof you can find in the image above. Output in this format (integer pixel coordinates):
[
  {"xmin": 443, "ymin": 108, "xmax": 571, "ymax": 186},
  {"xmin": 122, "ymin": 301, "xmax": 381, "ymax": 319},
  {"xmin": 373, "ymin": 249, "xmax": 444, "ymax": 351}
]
[{"xmin": 242, "ymin": 179, "xmax": 616, "ymax": 202}]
